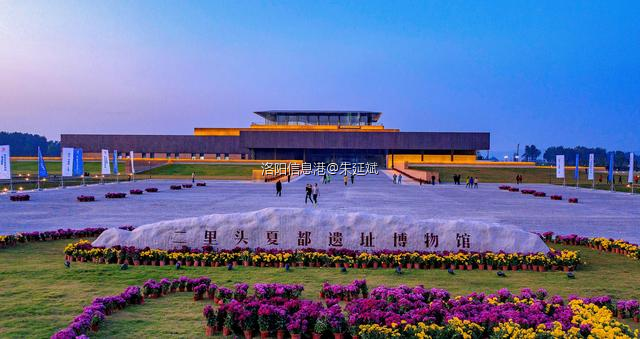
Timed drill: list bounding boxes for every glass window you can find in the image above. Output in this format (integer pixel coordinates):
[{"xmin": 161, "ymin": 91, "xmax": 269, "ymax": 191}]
[
  {"xmin": 288, "ymin": 115, "xmax": 298, "ymax": 125},
  {"xmin": 277, "ymin": 115, "xmax": 287, "ymax": 125},
  {"xmin": 339, "ymin": 115, "xmax": 349, "ymax": 125},
  {"xmin": 308, "ymin": 115, "xmax": 318, "ymax": 125},
  {"xmin": 360, "ymin": 115, "xmax": 368, "ymax": 125},
  {"xmin": 350, "ymin": 114, "xmax": 359, "ymax": 125},
  {"xmin": 329, "ymin": 115, "xmax": 339, "ymax": 125},
  {"xmin": 319, "ymin": 115, "xmax": 329, "ymax": 125}
]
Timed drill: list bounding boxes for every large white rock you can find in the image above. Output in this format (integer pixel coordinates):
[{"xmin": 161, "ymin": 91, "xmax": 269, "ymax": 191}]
[{"xmin": 92, "ymin": 208, "xmax": 549, "ymax": 253}]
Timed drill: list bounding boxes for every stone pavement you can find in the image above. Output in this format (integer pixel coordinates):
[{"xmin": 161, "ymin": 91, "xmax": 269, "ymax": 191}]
[{"xmin": 2, "ymin": 174, "xmax": 639, "ymax": 243}]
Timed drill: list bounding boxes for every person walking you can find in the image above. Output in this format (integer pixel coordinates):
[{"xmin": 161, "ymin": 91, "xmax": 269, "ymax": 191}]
[
  {"xmin": 398, "ymin": 174, "xmax": 403, "ymax": 184},
  {"xmin": 393, "ymin": 173, "xmax": 397, "ymax": 184},
  {"xmin": 343, "ymin": 175, "xmax": 348, "ymax": 186},
  {"xmin": 191, "ymin": 172, "xmax": 195, "ymax": 183},
  {"xmin": 469, "ymin": 176, "xmax": 474, "ymax": 188},
  {"xmin": 465, "ymin": 176, "xmax": 470, "ymax": 188},
  {"xmin": 275, "ymin": 180, "xmax": 282, "ymax": 197},
  {"xmin": 474, "ymin": 177, "xmax": 479, "ymax": 188},
  {"xmin": 305, "ymin": 184, "xmax": 312, "ymax": 204},
  {"xmin": 312, "ymin": 183, "xmax": 319, "ymax": 206},
  {"xmin": 431, "ymin": 175, "xmax": 436, "ymax": 185},
  {"xmin": 350, "ymin": 173, "xmax": 355, "ymax": 185}
]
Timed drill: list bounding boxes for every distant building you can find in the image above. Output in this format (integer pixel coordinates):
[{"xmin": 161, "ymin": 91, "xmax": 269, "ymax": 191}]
[{"xmin": 61, "ymin": 110, "xmax": 489, "ymax": 168}]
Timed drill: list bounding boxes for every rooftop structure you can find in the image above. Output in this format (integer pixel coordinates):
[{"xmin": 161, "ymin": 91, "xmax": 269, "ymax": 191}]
[{"xmin": 253, "ymin": 110, "xmax": 382, "ymax": 126}]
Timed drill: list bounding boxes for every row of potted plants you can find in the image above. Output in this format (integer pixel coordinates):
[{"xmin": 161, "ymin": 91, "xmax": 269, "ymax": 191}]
[
  {"xmin": 76, "ymin": 195, "xmax": 95, "ymax": 202},
  {"xmin": 50, "ymin": 277, "xmax": 639, "ymax": 339},
  {"xmin": 104, "ymin": 192, "xmax": 127, "ymax": 199},
  {"xmin": 202, "ymin": 284, "xmax": 640, "ymax": 339},
  {"xmin": 51, "ymin": 285, "xmax": 143, "ymax": 338},
  {"xmin": 320, "ymin": 280, "xmax": 368, "ymax": 301},
  {"xmin": 499, "ymin": 185, "xmax": 577, "ymax": 202},
  {"xmin": 9, "ymin": 194, "xmax": 30, "ymax": 201},
  {"xmin": 63, "ymin": 241, "xmax": 583, "ymax": 272},
  {"xmin": 541, "ymin": 231, "xmax": 639, "ymax": 260},
  {"xmin": 0, "ymin": 227, "xmax": 107, "ymax": 249}
]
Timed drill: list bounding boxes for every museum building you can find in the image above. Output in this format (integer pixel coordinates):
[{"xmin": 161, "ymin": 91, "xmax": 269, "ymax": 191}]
[{"xmin": 61, "ymin": 110, "xmax": 490, "ymax": 168}]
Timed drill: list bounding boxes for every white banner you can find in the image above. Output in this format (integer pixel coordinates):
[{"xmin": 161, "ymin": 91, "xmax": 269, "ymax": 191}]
[
  {"xmin": 556, "ymin": 155, "xmax": 565, "ymax": 178},
  {"xmin": 629, "ymin": 153, "xmax": 634, "ymax": 183},
  {"xmin": 130, "ymin": 151, "xmax": 135, "ymax": 174},
  {"xmin": 101, "ymin": 149, "xmax": 111, "ymax": 175},
  {"xmin": 0, "ymin": 145, "xmax": 10, "ymax": 180},
  {"xmin": 61, "ymin": 147, "xmax": 74, "ymax": 177},
  {"xmin": 588, "ymin": 153, "xmax": 594, "ymax": 180}
]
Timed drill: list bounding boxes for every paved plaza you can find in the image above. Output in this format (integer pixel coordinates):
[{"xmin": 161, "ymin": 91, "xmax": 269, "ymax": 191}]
[{"xmin": 1, "ymin": 174, "xmax": 639, "ymax": 243}]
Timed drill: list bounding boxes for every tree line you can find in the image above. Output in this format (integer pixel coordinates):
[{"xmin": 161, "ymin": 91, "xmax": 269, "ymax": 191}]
[
  {"xmin": 0, "ymin": 132, "xmax": 60, "ymax": 156},
  {"xmin": 526, "ymin": 145, "xmax": 638, "ymax": 169}
]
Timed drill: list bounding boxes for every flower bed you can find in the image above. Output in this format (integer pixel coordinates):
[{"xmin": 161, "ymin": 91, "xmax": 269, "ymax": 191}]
[
  {"xmin": 51, "ymin": 278, "xmax": 640, "ymax": 338},
  {"xmin": 129, "ymin": 189, "xmax": 143, "ymax": 195},
  {"xmin": 568, "ymin": 197, "xmax": 578, "ymax": 203},
  {"xmin": 542, "ymin": 232, "xmax": 640, "ymax": 260},
  {"xmin": 550, "ymin": 195, "xmax": 562, "ymax": 200},
  {"xmin": 145, "ymin": 187, "xmax": 158, "ymax": 192},
  {"xmin": 182, "ymin": 184, "xmax": 193, "ymax": 188},
  {"xmin": 321, "ymin": 280, "xmax": 368, "ymax": 301},
  {"xmin": 498, "ymin": 185, "xmax": 511, "ymax": 190},
  {"xmin": 76, "ymin": 195, "xmax": 95, "ymax": 202},
  {"xmin": 508, "ymin": 187, "xmax": 519, "ymax": 192},
  {"xmin": 63, "ymin": 242, "xmax": 582, "ymax": 272},
  {"xmin": 51, "ymin": 286, "xmax": 143, "ymax": 338},
  {"xmin": 0, "ymin": 227, "xmax": 106, "ymax": 250},
  {"xmin": 9, "ymin": 194, "xmax": 30, "ymax": 201},
  {"xmin": 170, "ymin": 185, "xmax": 182, "ymax": 190},
  {"xmin": 533, "ymin": 191, "xmax": 546, "ymax": 197},
  {"xmin": 104, "ymin": 192, "xmax": 127, "ymax": 199},
  {"xmin": 521, "ymin": 189, "xmax": 536, "ymax": 194},
  {"xmin": 196, "ymin": 182, "xmax": 207, "ymax": 187}
]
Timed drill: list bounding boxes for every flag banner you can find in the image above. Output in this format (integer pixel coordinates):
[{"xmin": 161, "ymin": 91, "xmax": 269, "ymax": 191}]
[
  {"xmin": 0, "ymin": 145, "xmax": 10, "ymax": 180},
  {"xmin": 101, "ymin": 149, "xmax": 111, "ymax": 175},
  {"xmin": 61, "ymin": 147, "xmax": 74, "ymax": 177},
  {"xmin": 608, "ymin": 152, "xmax": 614, "ymax": 183},
  {"xmin": 574, "ymin": 154, "xmax": 579, "ymax": 180},
  {"xmin": 588, "ymin": 153, "xmax": 594, "ymax": 180},
  {"xmin": 628, "ymin": 153, "xmax": 634, "ymax": 183},
  {"xmin": 113, "ymin": 150, "xmax": 119, "ymax": 174},
  {"xmin": 130, "ymin": 151, "xmax": 135, "ymax": 174},
  {"xmin": 555, "ymin": 155, "xmax": 565, "ymax": 178},
  {"xmin": 73, "ymin": 148, "xmax": 84, "ymax": 176},
  {"xmin": 38, "ymin": 146, "xmax": 48, "ymax": 178}
]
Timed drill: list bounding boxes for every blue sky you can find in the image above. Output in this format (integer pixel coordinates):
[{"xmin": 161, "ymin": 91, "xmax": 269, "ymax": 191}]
[{"xmin": 0, "ymin": 1, "xmax": 638, "ymax": 155}]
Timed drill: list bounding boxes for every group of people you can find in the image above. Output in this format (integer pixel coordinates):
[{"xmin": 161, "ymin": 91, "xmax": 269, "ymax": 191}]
[
  {"xmin": 452, "ymin": 174, "xmax": 464, "ymax": 185},
  {"xmin": 344, "ymin": 174, "xmax": 355, "ymax": 186},
  {"xmin": 305, "ymin": 183, "xmax": 319, "ymax": 205},
  {"xmin": 322, "ymin": 174, "xmax": 331, "ymax": 184},
  {"xmin": 274, "ymin": 180, "xmax": 320, "ymax": 206},
  {"xmin": 392, "ymin": 173, "xmax": 403, "ymax": 184},
  {"xmin": 465, "ymin": 176, "xmax": 479, "ymax": 188}
]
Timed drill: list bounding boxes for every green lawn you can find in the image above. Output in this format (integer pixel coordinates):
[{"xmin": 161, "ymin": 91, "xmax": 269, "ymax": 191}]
[
  {"xmin": 11, "ymin": 161, "xmax": 122, "ymax": 176},
  {"xmin": 144, "ymin": 164, "xmax": 262, "ymax": 179},
  {"xmin": 3, "ymin": 161, "xmax": 128, "ymax": 191},
  {"xmin": 411, "ymin": 166, "xmax": 639, "ymax": 192},
  {"xmin": 0, "ymin": 240, "xmax": 638, "ymax": 338}
]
